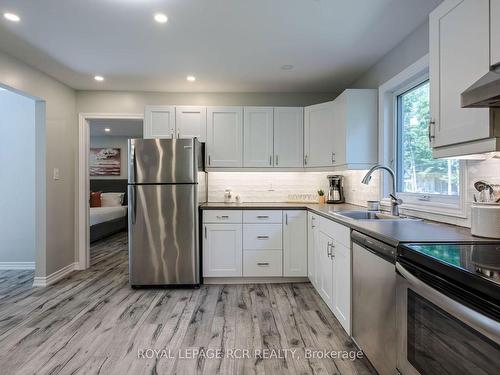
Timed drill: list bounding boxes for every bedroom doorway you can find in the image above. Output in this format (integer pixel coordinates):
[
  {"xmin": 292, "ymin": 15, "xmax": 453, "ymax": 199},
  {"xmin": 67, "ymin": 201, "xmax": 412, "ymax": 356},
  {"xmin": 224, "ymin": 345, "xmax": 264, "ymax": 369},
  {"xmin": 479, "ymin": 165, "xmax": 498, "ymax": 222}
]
[{"xmin": 78, "ymin": 114, "xmax": 143, "ymax": 270}]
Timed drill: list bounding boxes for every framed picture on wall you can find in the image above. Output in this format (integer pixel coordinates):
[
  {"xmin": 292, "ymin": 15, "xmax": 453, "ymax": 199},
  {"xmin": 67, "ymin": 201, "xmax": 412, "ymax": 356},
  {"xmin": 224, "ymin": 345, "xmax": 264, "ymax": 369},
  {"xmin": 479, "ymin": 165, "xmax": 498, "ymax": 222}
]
[{"xmin": 89, "ymin": 148, "xmax": 121, "ymax": 176}]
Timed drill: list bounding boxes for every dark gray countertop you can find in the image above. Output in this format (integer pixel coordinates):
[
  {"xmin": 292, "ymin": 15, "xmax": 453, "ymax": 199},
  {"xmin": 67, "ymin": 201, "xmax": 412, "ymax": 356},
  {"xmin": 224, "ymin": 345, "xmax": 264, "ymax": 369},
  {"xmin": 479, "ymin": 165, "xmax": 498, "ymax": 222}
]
[{"xmin": 200, "ymin": 202, "xmax": 496, "ymax": 246}]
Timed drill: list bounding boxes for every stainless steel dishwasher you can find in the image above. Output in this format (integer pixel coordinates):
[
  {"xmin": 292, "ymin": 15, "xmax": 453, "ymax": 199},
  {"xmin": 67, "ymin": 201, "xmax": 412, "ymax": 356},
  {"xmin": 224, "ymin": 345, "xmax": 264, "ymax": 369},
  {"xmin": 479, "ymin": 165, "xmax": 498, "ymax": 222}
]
[{"xmin": 351, "ymin": 231, "xmax": 397, "ymax": 375}]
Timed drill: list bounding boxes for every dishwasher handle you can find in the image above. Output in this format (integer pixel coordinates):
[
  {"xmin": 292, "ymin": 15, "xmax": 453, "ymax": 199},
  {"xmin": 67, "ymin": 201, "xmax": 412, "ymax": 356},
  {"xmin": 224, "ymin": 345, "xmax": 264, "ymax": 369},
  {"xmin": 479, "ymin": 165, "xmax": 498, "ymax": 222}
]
[{"xmin": 351, "ymin": 231, "xmax": 396, "ymax": 263}]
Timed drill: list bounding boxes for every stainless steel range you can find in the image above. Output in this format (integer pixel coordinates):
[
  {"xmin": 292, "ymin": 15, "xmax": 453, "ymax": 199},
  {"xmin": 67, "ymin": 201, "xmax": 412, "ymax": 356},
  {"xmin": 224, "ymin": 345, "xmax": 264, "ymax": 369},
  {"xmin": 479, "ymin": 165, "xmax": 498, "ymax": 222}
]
[{"xmin": 396, "ymin": 243, "xmax": 500, "ymax": 375}]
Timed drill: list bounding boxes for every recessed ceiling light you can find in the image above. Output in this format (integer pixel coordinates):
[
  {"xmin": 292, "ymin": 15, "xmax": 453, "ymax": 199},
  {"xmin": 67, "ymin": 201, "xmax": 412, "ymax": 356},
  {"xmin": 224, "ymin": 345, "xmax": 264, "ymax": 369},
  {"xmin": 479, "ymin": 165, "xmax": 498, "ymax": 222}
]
[
  {"xmin": 3, "ymin": 12, "xmax": 20, "ymax": 22},
  {"xmin": 186, "ymin": 75, "xmax": 196, "ymax": 82},
  {"xmin": 154, "ymin": 13, "xmax": 168, "ymax": 24},
  {"xmin": 94, "ymin": 75, "xmax": 104, "ymax": 82},
  {"xmin": 104, "ymin": 128, "xmax": 111, "ymax": 132},
  {"xmin": 281, "ymin": 64, "xmax": 294, "ymax": 70}
]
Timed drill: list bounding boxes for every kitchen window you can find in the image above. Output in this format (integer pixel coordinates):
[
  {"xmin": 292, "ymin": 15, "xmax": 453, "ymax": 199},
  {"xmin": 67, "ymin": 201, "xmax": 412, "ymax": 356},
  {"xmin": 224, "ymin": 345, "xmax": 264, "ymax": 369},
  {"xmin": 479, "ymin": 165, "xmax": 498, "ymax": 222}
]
[
  {"xmin": 394, "ymin": 77, "xmax": 462, "ymax": 211},
  {"xmin": 378, "ymin": 55, "xmax": 466, "ymax": 218}
]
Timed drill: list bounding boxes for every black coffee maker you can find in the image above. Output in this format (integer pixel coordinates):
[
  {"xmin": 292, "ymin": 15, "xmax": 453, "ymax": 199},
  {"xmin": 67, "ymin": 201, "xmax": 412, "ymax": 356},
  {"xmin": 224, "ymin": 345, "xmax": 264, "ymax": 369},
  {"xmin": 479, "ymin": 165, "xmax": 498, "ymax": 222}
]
[{"xmin": 327, "ymin": 175, "xmax": 345, "ymax": 203}]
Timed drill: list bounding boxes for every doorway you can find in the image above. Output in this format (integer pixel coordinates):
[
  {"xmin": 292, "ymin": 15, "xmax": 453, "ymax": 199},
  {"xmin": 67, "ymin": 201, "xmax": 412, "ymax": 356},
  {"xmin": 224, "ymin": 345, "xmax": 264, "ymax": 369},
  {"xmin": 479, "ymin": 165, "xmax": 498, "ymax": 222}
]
[
  {"xmin": 77, "ymin": 114, "xmax": 143, "ymax": 270},
  {"xmin": 0, "ymin": 85, "xmax": 46, "ymax": 284}
]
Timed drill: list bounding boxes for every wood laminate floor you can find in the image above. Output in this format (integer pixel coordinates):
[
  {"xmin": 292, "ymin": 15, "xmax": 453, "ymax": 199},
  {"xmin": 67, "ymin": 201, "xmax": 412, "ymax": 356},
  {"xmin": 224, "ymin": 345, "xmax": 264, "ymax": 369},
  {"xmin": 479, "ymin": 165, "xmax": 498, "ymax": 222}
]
[{"xmin": 0, "ymin": 232, "xmax": 375, "ymax": 375}]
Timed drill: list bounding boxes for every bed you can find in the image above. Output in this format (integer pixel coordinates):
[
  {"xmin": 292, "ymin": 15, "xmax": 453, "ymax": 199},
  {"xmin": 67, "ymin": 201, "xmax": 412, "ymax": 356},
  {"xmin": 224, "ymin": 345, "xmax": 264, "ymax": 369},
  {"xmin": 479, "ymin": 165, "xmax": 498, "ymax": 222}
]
[{"xmin": 90, "ymin": 179, "xmax": 128, "ymax": 243}]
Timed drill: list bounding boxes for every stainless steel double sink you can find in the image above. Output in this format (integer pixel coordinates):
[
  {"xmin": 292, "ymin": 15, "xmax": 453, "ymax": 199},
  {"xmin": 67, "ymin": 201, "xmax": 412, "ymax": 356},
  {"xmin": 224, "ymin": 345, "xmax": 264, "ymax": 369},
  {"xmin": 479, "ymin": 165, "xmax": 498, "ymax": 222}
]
[{"xmin": 330, "ymin": 210, "xmax": 420, "ymax": 222}]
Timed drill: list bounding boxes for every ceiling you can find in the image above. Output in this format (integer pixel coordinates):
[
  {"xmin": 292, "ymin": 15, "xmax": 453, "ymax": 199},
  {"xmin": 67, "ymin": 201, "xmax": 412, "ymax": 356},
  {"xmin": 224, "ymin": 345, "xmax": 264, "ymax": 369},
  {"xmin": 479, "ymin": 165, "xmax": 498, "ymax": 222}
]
[
  {"xmin": 0, "ymin": 0, "xmax": 441, "ymax": 93},
  {"xmin": 89, "ymin": 119, "xmax": 143, "ymax": 137}
]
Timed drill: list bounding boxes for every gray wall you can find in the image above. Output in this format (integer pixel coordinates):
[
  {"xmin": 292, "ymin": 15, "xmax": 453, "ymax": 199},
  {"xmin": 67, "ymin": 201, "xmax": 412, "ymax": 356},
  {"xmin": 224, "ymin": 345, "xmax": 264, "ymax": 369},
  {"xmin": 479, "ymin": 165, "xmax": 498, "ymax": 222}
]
[
  {"xmin": 0, "ymin": 49, "xmax": 76, "ymax": 277},
  {"xmin": 0, "ymin": 90, "xmax": 36, "ymax": 264},
  {"xmin": 76, "ymin": 91, "xmax": 338, "ymax": 114},
  {"xmin": 351, "ymin": 20, "xmax": 429, "ymax": 89},
  {"xmin": 90, "ymin": 137, "xmax": 129, "ymax": 180}
]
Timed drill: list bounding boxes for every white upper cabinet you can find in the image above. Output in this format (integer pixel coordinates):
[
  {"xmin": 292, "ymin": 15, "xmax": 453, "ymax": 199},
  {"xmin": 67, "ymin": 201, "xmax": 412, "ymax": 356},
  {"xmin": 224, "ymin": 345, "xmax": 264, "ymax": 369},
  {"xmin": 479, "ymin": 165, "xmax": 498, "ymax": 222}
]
[
  {"xmin": 304, "ymin": 90, "xmax": 377, "ymax": 169},
  {"xmin": 175, "ymin": 106, "xmax": 207, "ymax": 141},
  {"xmin": 273, "ymin": 107, "xmax": 304, "ymax": 167},
  {"xmin": 243, "ymin": 107, "xmax": 274, "ymax": 167},
  {"xmin": 144, "ymin": 105, "xmax": 175, "ymax": 139},
  {"xmin": 491, "ymin": 0, "xmax": 500, "ymax": 67},
  {"xmin": 336, "ymin": 90, "xmax": 377, "ymax": 168},
  {"xmin": 283, "ymin": 210, "xmax": 307, "ymax": 277},
  {"xmin": 206, "ymin": 107, "xmax": 243, "ymax": 167},
  {"xmin": 429, "ymin": 0, "xmax": 490, "ymax": 150},
  {"xmin": 304, "ymin": 101, "xmax": 335, "ymax": 167}
]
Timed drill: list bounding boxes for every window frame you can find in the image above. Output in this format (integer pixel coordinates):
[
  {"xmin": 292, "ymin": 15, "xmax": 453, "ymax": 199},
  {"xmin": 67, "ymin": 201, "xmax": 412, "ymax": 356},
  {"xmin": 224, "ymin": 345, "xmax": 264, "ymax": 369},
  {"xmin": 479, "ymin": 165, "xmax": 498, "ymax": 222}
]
[{"xmin": 378, "ymin": 55, "xmax": 467, "ymax": 218}]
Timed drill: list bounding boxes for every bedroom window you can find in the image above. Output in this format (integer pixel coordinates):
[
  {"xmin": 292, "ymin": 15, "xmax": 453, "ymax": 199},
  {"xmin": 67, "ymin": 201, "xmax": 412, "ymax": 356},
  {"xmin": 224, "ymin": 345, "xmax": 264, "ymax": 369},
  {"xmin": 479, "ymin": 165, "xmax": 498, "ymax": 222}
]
[{"xmin": 395, "ymin": 78, "xmax": 461, "ymax": 206}]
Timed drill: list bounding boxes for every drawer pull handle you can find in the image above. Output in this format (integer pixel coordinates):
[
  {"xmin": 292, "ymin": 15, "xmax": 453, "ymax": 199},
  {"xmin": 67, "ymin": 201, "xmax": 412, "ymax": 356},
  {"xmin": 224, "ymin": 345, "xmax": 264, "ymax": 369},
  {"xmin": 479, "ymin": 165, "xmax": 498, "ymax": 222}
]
[
  {"xmin": 257, "ymin": 262, "xmax": 270, "ymax": 266},
  {"xmin": 257, "ymin": 236, "xmax": 269, "ymax": 239},
  {"xmin": 216, "ymin": 215, "xmax": 229, "ymax": 219},
  {"xmin": 256, "ymin": 216, "xmax": 269, "ymax": 219}
]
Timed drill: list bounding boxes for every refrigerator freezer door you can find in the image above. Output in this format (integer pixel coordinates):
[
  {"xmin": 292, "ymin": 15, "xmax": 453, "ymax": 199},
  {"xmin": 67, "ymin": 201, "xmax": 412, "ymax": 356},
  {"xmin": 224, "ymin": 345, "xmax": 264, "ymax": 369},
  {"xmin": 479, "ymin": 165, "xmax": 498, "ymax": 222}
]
[
  {"xmin": 129, "ymin": 138, "xmax": 201, "ymax": 184},
  {"xmin": 129, "ymin": 184, "xmax": 199, "ymax": 285}
]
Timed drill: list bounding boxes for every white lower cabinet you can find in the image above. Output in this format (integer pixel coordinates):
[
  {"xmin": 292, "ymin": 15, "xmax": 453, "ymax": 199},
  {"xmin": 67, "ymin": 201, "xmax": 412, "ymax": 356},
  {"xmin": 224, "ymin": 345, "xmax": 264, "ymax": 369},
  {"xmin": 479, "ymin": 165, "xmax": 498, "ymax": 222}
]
[
  {"xmin": 203, "ymin": 209, "xmax": 309, "ymax": 279},
  {"xmin": 243, "ymin": 250, "xmax": 282, "ymax": 277},
  {"xmin": 332, "ymin": 242, "xmax": 351, "ymax": 332},
  {"xmin": 318, "ymin": 230, "xmax": 335, "ymax": 309},
  {"xmin": 307, "ymin": 212, "xmax": 320, "ymax": 288},
  {"xmin": 203, "ymin": 223, "xmax": 242, "ymax": 277},
  {"xmin": 283, "ymin": 210, "xmax": 307, "ymax": 277},
  {"xmin": 308, "ymin": 216, "xmax": 351, "ymax": 334}
]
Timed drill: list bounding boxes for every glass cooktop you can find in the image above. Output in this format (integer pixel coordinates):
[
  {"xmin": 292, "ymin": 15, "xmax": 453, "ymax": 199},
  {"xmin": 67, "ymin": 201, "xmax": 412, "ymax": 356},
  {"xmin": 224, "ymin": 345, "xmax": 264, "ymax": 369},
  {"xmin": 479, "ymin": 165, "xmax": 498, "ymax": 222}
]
[{"xmin": 402, "ymin": 243, "xmax": 500, "ymax": 277}]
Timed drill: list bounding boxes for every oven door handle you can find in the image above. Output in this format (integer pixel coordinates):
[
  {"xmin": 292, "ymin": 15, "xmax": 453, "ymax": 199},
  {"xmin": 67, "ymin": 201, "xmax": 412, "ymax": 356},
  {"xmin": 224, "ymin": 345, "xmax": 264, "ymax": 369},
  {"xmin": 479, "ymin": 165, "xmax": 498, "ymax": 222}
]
[{"xmin": 396, "ymin": 262, "xmax": 500, "ymax": 344}]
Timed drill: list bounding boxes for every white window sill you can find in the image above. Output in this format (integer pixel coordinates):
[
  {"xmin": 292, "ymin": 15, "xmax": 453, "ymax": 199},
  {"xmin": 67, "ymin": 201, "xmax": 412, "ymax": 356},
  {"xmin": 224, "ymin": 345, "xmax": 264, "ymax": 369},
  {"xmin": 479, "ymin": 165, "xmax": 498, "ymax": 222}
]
[{"xmin": 380, "ymin": 198, "xmax": 467, "ymax": 219}]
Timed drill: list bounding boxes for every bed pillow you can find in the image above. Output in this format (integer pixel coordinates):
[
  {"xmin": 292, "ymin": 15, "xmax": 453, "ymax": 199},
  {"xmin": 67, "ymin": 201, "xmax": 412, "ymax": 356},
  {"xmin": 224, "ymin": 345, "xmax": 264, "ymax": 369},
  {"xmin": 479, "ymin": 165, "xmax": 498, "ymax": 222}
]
[
  {"xmin": 89, "ymin": 192, "xmax": 102, "ymax": 207},
  {"xmin": 101, "ymin": 192, "xmax": 125, "ymax": 207}
]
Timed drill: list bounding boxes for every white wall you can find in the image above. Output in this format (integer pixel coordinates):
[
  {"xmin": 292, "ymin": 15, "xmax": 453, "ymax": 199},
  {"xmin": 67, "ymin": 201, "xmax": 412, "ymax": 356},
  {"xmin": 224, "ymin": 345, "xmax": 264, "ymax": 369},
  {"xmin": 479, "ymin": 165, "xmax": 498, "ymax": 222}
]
[
  {"xmin": 76, "ymin": 91, "xmax": 338, "ymax": 114},
  {"xmin": 90, "ymin": 137, "xmax": 129, "ymax": 180},
  {"xmin": 351, "ymin": 20, "xmax": 430, "ymax": 89},
  {"xmin": 0, "ymin": 49, "xmax": 76, "ymax": 277},
  {"xmin": 0, "ymin": 89, "xmax": 36, "ymax": 264}
]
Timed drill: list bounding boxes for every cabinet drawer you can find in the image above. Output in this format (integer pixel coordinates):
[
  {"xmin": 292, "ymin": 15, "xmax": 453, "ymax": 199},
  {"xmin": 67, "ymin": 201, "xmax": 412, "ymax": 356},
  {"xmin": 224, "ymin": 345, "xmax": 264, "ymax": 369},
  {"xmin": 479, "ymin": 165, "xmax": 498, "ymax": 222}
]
[
  {"xmin": 243, "ymin": 210, "xmax": 282, "ymax": 223},
  {"xmin": 243, "ymin": 250, "xmax": 282, "ymax": 277},
  {"xmin": 319, "ymin": 217, "xmax": 350, "ymax": 248},
  {"xmin": 203, "ymin": 210, "xmax": 242, "ymax": 223},
  {"xmin": 243, "ymin": 224, "xmax": 282, "ymax": 250}
]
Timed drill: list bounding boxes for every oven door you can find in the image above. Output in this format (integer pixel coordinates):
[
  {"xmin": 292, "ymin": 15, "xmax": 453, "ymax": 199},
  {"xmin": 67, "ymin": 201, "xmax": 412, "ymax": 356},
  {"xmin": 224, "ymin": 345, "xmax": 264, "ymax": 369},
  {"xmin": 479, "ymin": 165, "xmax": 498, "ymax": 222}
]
[{"xmin": 396, "ymin": 262, "xmax": 500, "ymax": 375}]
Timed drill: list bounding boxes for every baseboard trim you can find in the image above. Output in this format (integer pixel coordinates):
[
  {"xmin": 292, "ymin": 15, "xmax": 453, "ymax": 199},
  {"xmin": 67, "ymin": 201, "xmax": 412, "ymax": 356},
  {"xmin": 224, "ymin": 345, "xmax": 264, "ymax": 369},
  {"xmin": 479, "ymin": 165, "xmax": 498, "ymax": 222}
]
[
  {"xmin": 203, "ymin": 277, "xmax": 309, "ymax": 285},
  {"xmin": 33, "ymin": 262, "xmax": 77, "ymax": 287},
  {"xmin": 0, "ymin": 262, "xmax": 35, "ymax": 270}
]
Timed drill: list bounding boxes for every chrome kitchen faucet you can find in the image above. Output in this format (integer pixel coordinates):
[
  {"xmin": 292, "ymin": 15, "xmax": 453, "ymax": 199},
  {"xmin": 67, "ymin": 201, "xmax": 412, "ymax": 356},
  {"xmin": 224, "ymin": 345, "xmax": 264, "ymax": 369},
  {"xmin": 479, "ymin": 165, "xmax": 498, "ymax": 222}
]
[{"xmin": 362, "ymin": 165, "xmax": 402, "ymax": 216}]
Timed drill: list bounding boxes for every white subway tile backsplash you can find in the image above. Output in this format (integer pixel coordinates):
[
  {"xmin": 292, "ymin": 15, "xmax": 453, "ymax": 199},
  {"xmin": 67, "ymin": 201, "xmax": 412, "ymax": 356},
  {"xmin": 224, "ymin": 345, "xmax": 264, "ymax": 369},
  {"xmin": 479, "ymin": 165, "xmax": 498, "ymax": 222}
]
[
  {"xmin": 207, "ymin": 172, "xmax": 331, "ymax": 203},
  {"xmin": 206, "ymin": 158, "xmax": 500, "ymax": 228}
]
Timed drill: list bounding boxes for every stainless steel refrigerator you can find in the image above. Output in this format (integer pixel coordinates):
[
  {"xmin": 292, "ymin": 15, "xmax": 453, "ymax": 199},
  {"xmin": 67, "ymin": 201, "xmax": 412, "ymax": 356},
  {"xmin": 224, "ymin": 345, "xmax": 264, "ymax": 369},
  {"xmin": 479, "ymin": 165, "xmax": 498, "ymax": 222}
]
[{"xmin": 128, "ymin": 138, "xmax": 206, "ymax": 286}]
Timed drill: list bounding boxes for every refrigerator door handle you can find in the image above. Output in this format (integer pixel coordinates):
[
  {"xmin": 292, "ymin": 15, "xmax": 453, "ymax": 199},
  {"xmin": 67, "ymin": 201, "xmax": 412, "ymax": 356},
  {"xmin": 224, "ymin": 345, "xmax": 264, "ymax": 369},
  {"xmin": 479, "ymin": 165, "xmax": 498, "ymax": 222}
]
[{"xmin": 130, "ymin": 185, "xmax": 137, "ymax": 224}]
